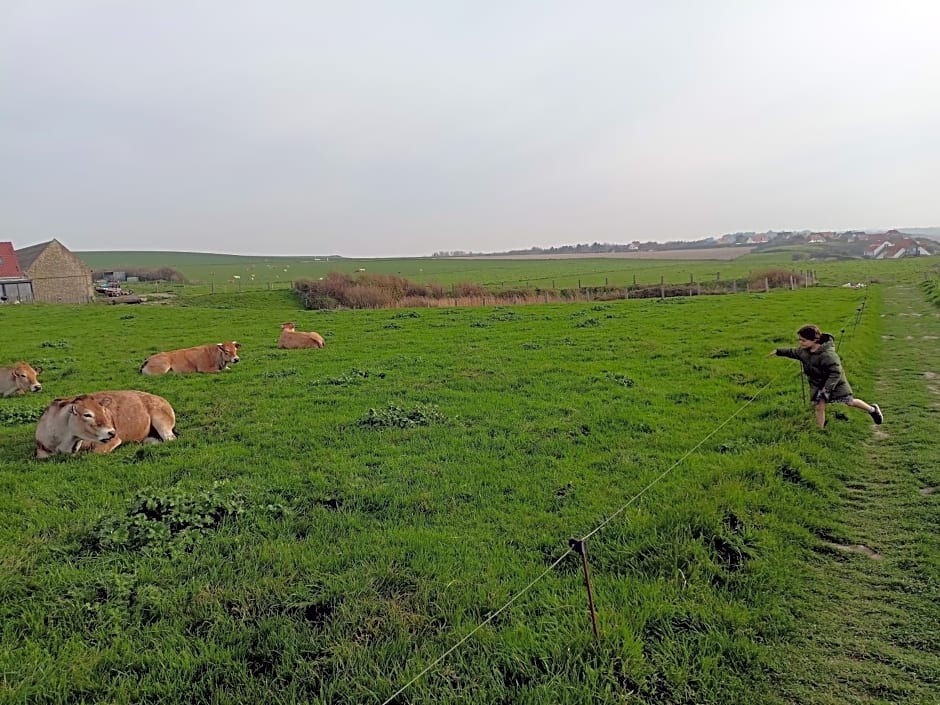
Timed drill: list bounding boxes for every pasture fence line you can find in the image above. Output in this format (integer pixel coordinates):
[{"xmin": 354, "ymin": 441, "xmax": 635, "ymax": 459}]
[
  {"xmin": 381, "ymin": 370, "xmax": 788, "ymax": 705},
  {"xmin": 382, "ymin": 288, "xmax": 875, "ymax": 703},
  {"xmin": 295, "ymin": 269, "xmax": 817, "ymax": 311}
]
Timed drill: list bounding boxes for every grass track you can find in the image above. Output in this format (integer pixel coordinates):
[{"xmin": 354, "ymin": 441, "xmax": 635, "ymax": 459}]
[{"xmin": 772, "ymin": 282, "xmax": 940, "ymax": 704}]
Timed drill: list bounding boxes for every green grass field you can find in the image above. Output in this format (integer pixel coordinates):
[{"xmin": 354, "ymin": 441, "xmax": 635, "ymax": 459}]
[
  {"xmin": 1, "ymin": 256, "xmax": 938, "ymax": 704},
  {"xmin": 78, "ymin": 249, "xmax": 940, "ymax": 295}
]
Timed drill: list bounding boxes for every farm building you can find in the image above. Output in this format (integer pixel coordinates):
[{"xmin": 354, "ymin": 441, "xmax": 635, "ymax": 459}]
[
  {"xmin": 13, "ymin": 239, "xmax": 95, "ymax": 304},
  {"xmin": 0, "ymin": 242, "xmax": 34, "ymax": 303}
]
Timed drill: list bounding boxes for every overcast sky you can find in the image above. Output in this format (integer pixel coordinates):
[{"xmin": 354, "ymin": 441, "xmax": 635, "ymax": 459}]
[{"xmin": 3, "ymin": 1, "xmax": 939, "ymax": 257}]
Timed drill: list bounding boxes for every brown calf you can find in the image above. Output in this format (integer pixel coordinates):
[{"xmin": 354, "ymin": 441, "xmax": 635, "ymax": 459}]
[
  {"xmin": 278, "ymin": 323, "xmax": 325, "ymax": 349},
  {"xmin": 1, "ymin": 362, "xmax": 43, "ymax": 397},
  {"xmin": 141, "ymin": 341, "xmax": 241, "ymax": 374},
  {"xmin": 35, "ymin": 390, "xmax": 176, "ymax": 458}
]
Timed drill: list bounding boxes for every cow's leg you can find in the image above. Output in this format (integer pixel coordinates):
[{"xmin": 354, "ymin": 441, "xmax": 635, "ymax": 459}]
[
  {"xmin": 141, "ymin": 356, "xmax": 170, "ymax": 375},
  {"xmin": 151, "ymin": 416, "xmax": 177, "ymax": 442},
  {"xmin": 90, "ymin": 437, "xmax": 123, "ymax": 453}
]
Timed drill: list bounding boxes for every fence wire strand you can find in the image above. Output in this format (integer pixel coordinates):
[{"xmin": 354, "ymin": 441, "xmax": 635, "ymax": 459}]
[{"xmin": 381, "ymin": 291, "xmax": 871, "ymax": 704}]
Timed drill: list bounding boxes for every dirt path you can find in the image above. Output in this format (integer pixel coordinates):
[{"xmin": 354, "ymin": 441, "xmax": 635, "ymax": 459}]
[{"xmin": 774, "ymin": 283, "xmax": 940, "ymax": 704}]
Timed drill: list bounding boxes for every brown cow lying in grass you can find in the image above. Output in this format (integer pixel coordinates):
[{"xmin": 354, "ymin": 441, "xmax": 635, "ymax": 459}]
[
  {"xmin": 278, "ymin": 322, "xmax": 325, "ymax": 349},
  {"xmin": 35, "ymin": 390, "xmax": 176, "ymax": 458},
  {"xmin": 1, "ymin": 362, "xmax": 43, "ymax": 396},
  {"xmin": 140, "ymin": 341, "xmax": 240, "ymax": 374}
]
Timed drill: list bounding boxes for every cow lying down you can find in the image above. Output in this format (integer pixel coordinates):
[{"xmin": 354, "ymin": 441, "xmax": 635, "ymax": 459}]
[
  {"xmin": 35, "ymin": 390, "xmax": 176, "ymax": 458},
  {"xmin": 278, "ymin": 322, "xmax": 325, "ymax": 349},
  {"xmin": 140, "ymin": 341, "xmax": 240, "ymax": 374},
  {"xmin": 1, "ymin": 362, "xmax": 43, "ymax": 397}
]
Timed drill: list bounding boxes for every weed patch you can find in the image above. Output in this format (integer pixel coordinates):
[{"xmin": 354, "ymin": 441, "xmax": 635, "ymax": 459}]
[
  {"xmin": 84, "ymin": 482, "xmax": 245, "ymax": 553},
  {"xmin": 357, "ymin": 403, "xmax": 446, "ymax": 429},
  {"xmin": 606, "ymin": 373, "xmax": 636, "ymax": 387},
  {"xmin": 311, "ymin": 368, "xmax": 384, "ymax": 386},
  {"xmin": 261, "ymin": 368, "xmax": 298, "ymax": 379},
  {"xmin": 0, "ymin": 405, "xmax": 45, "ymax": 425}
]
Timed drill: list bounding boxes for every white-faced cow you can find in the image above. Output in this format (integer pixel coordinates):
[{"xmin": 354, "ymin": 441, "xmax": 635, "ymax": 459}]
[
  {"xmin": 1, "ymin": 362, "xmax": 43, "ymax": 397},
  {"xmin": 140, "ymin": 341, "xmax": 241, "ymax": 375},
  {"xmin": 35, "ymin": 390, "xmax": 176, "ymax": 458},
  {"xmin": 278, "ymin": 323, "xmax": 325, "ymax": 349}
]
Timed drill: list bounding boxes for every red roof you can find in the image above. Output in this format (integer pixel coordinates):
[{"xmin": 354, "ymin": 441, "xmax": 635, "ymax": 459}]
[{"xmin": 0, "ymin": 242, "xmax": 26, "ymax": 278}]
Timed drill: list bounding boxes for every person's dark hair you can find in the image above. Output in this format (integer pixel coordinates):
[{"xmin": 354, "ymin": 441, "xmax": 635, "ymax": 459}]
[{"xmin": 797, "ymin": 324, "xmax": 821, "ymax": 341}]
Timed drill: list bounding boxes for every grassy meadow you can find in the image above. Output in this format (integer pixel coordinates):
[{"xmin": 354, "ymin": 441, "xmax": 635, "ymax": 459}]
[
  {"xmin": 1, "ymin": 255, "xmax": 938, "ymax": 703},
  {"xmin": 78, "ymin": 249, "xmax": 940, "ymax": 296}
]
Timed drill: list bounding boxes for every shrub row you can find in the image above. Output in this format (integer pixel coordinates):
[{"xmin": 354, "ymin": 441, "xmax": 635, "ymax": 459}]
[{"xmin": 294, "ymin": 269, "xmax": 810, "ymax": 310}]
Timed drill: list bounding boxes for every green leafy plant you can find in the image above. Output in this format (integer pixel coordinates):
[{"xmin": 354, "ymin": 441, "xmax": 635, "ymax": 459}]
[
  {"xmin": 357, "ymin": 403, "xmax": 446, "ymax": 429},
  {"xmin": 86, "ymin": 482, "xmax": 245, "ymax": 552}
]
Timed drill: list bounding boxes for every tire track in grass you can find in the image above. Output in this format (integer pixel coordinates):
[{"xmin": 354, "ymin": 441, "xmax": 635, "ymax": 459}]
[{"xmin": 775, "ymin": 283, "xmax": 940, "ymax": 704}]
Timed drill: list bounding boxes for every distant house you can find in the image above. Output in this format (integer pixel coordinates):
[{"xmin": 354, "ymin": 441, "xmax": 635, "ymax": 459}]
[
  {"xmin": 0, "ymin": 242, "xmax": 34, "ymax": 303},
  {"xmin": 879, "ymin": 238, "xmax": 932, "ymax": 259},
  {"xmin": 864, "ymin": 236, "xmax": 933, "ymax": 259},
  {"xmin": 746, "ymin": 234, "xmax": 769, "ymax": 244},
  {"xmin": 14, "ymin": 239, "xmax": 94, "ymax": 303},
  {"xmin": 863, "ymin": 239, "xmax": 891, "ymax": 258},
  {"xmin": 807, "ymin": 233, "xmax": 828, "ymax": 244}
]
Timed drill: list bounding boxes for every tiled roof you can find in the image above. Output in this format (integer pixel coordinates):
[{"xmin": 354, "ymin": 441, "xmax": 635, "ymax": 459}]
[
  {"xmin": 0, "ymin": 242, "xmax": 26, "ymax": 278},
  {"xmin": 13, "ymin": 240, "xmax": 55, "ymax": 271}
]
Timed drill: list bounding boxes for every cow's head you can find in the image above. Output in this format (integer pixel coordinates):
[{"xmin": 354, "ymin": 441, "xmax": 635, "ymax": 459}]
[
  {"xmin": 67, "ymin": 395, "xmax": 117, "ymax": 442},
  {"xmin": 217, "ymin": 341, "xmax": 240, "ymax": 366},
  {"xmin": 11, "ymin": 362, "xmax": 42, "ymax": 393},
  {"xmin": 280, "ymin": 322, "xmax": 296, "ymax": 332}
]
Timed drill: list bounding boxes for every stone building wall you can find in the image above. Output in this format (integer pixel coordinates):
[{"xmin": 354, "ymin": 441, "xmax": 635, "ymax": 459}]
[{"xmin": 26, "ymin": 242, "xmax": 94, "ymax": 304}]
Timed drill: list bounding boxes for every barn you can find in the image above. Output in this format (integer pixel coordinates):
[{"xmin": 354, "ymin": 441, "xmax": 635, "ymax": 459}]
[
  {"xmin": 14, "ymin": 239, "xmax": 94, "ymax": 304},
  {"xmin": 0, "ymin": 242, "xmax": 34, "ymax": 303}
]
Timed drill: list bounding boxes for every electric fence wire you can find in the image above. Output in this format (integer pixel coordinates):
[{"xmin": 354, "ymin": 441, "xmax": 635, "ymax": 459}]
[
  {"xmin": 381, "ymin": 372, "xmax": 790, "ymax": 705},
  {"xmin": 382, "ymin": 289, "xmax": 873, "ymax": 704}
]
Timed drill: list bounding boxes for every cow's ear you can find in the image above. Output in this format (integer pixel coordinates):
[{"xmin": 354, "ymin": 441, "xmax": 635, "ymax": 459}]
[
  {"xmin": 217, "ymin": 343, "xmax": 224, "ymax": 349},
  {"xmin": 35, "ymin": 367, "xmax": 42, "ymax": 375},
  {"xmin": 234, "ymin": 341, "xmax": 241, "ymax": 349},
  {"xmin": 69, "ymin": 403, "xmax": 79, "ymax": 416},
  {"xmin": 97, "ymin": 396, "xmax": 112, "ymax": 408}
]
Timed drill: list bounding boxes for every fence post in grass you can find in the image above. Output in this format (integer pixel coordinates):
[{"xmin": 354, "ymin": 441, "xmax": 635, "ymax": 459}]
[
  {"xmin": 660, "ymin": 275, "xmax": 665, "ymax": 299},
  {"xmin": 764, "ymin": 277, "xmax": 769, "ymax": 293},
  {"xmin": 568, "ymin": 538, "xmax": 599, "ymax": 642}
]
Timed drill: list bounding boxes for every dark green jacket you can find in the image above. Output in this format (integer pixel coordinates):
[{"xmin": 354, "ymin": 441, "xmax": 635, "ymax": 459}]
[{"xmin": 774, "ymin": 333, "xmax": 853, "ymax": 400}]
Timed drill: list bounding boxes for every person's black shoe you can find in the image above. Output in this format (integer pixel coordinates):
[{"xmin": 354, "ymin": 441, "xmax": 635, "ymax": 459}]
[{"xmin": 870, "ymin": 404, "xmax": 884, "ymax": 425}]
